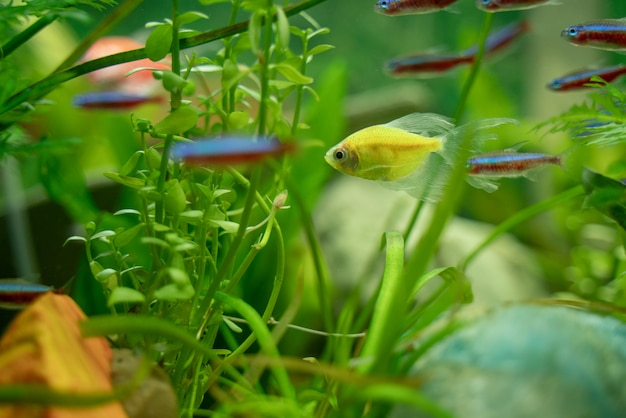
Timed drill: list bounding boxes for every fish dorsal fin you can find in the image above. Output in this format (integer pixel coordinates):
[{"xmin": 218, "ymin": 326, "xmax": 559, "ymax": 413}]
[{"xmin": 384, "ymin": 112, "xmax": 455, "ymax": 138}]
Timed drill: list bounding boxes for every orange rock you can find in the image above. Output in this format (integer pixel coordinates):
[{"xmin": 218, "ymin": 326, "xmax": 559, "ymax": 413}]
[
  {"xmin": 82, "ymin": 37, "xmax": 170, "ymax": 94},
  {"xmin": 0, "ymin": 293, "xmax": 127, "ymax": 418}
]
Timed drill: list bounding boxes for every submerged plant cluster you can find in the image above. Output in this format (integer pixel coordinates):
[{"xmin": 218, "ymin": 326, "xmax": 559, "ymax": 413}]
[{"xmin": 1, "ymin": 0, "xmax": 626, "ymax": 417}]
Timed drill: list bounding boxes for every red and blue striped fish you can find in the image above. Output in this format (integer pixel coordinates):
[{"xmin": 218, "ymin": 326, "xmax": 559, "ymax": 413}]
[
  {"xmin": 477, "ymin": 0, "xmax": 557, "ymax": 12},
  {"xmin": 548, "ymin": 65, "xmax": 626, "ymax": 91},
  {"xmin": 467, "ymin": 150, "xmax": 562, "ymax": 178},
  {"xmin": 374, "ymin": 0, "xmax": 460, "ymax": 16},
  {"xmin": 562, "ymin": 19, "xmax": 626, "ymax": 51},
  {"xmin": 73, "ymin": 91, "xmax": 164, "ymax": 110},
  {"xmin": 171, "ymin": 136, "xmax": 295, "ymax": 166},
  {"xmin": 0, "ymin": 279, "xmax": 64, "ymax": 309}
]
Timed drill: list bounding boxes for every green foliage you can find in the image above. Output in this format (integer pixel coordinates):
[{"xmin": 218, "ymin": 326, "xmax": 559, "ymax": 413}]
[
  {"xmin": 4, "ymin": 0, "xmax": 626, "ymax": 417},
  {"xmin": 537, "ymin": 77, "xmax": 626, "ymax": 147}
]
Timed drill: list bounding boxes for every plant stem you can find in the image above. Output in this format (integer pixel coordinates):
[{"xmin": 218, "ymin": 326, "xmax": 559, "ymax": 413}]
[
  {"xmin": 453, "ymin": 12, "xmax": 493, "ymax": 122},
  {"xmin": 1, "ymin": 12, "xmax": 58, "ymax": 60},
  {"xmin": 403, "ymin": 12, "xmax": 494, "ymax": 285},
  {"xmin": 53, "ymin": 0, "xmax": 144, "ymax": 72},
  {"xmin": 460, "ymin": 185, "xmax": 584, "ymax": 271},
  {"xmin": 156, "ymin": 0, "xmax": 182, "ymax": 225},
  {"xmin": 0, "ymin": 0, "xmax": 330, "ymax": 120}
]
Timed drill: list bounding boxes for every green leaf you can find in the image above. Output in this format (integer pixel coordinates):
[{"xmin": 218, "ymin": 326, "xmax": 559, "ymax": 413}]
[
  {"xmin": 164, "ymin": 179, "xmax": 187, "ymax": 215},
  {"xmin": 141, "ymin": 237, "xmax": 170, "ymax": 249},
  {"xmin": 113, "ymin": 223, "xmax": 145, "ymax": 248},
  {"xmin": 64, "ymin": 235, "xmax": 86, "ymax": 245},
  {"xmin": 179, "ymin": 210, "xmax": 204, "ymax": 224},
  {"xmin": 227, "ymin": 111, "xmax": 251, "ymax": 130},
  {"xmin": 161, "ymin": 70, "xmax": 189, "ymax": 94},
  {"xmin": 308, "ymin": 44, "xmax": 335, "ymax": 57},
  {"xmin": 275, "ymin": 6, "xmax": 290, "ymax": 51},
  {"xmin": 307, "ymin": 27, "xmax": 330, "ymax": 40},
  {"xmin": 153, "ymin": 106, "xmax": 199, "ymax": 135},
  {"xmin": 113, "ymin": 209, "xmax": 141, "ymax": 216},
  {"xmin": 248, "ymin": 10, "xmax": 264, "ymax": 53},
  {"xmin": 91, "ymin": 230, "xmax": 116, "ymax": 240},
  {"xmin": 95, "ymin": 268, "xmax": 117, "ymax": 283},
  {"xmin": 273, "ymin": 63, "xmax": 313, "ymax": 84},
  {"xmin": 107, "ymin": 287, "xmax": 146, "ymax": 307},
  {"xmin": 153, "ymin": 283, "xmax": 194, "ymax": 301},
  {"xmin": 177, "ymin": 11, "xmax": 208, "ymax": 26},
  {"xmin": 119, "ymin": 150, "xmax": 144, "ymax": 176},
  {"xmin": 198, "ymin": 0, "xmax": 229, "ymax": 4},
  {"xmin": 209, "ymin": 219, "xmax": 239, "ymax": 234},
  {"xmin": 103, "ymin": 172, "xmax": 145, "ymax": 189},
  {"xmin": 145, "ymin": 23, "xmax": 173, "ymax": 61},
  {"xmin": 582, "ymin": 167, "xmax": 626, "ymax": 231}
]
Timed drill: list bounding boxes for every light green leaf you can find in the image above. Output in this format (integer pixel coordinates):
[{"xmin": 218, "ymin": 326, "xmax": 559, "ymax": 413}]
[
  {"xmin": 308, "ymin": 44, "xmax": 335, "ymax": 57},
  {"xmin": 275, "ymin": 6, "xmax": 289, "ymax": 51},
  {"xmin": 209, "ymin": 219, "xmax": 239, "ymax": 234},
  {"xmin": 64, "ymin": 235, "xmax": 86, "ymax": 245},
  {"xmin": 107, "ymin": 287, "xmax": 146, "ymax": 307},
  {"xmin": 113, "ymin": 223, "xmax": 145, "ymax": 248},
  {"xmin": 179, "ymin": 210, "xmax": 204, "ymax": 224},
  {"xmin": 307, "ymin": 27, "xmax": 330, "ymax": 40},
  {"xmin": 141, "ymin": 236, "xmax": 170, "ymax": 248},
  {"xmin": 227, "ymin": 111, "xmax": 251, "ymax": 130},
  {"xmin": 198, "ymin": 0, "xmax": 229, "ymax": 4},
  {"xmin": 303, "ymin": 86, "xmax": 320, "ymax": 101},
  {"xmin": 248, "ymin": 10, "xmax": 264, "ymax": 53},
  {"xmin": 274, "ymin": 63, "xmax": 313, "ymax": 84},
  {"xmin": 103, "ymin": 172, "xmax": 145, "ymax": 189},
  {"xmin": 153, "ymin": 283, "xmax": 194, "ymax": 301},
  {"xmin": 177, "ymin": 11, "xmax": 208, "ymax": 26},
  {"xmin": 113, "ymin": 209, "xmax": 141, "ymax": 216},
  {"xmin": 145, "ymin": 23, "xmax": 173, "ymax": 61},
  {"xmin": 119, "ymin": 150, "xmax": 144, "ymax": 177},
  {"xmin": 91, "ymin": 230, "xmax": 116, "ymax": 240},
  {"xmin": 95, "ymin": 268, "xmax": 117, "ymax": 283},
  {"xmin": 164, "ymin": 179, "xmax": 187, "ymax": 215},
  {"xmin": 154, "ymin": 106, "xmax": 199, "ymax": 135}
]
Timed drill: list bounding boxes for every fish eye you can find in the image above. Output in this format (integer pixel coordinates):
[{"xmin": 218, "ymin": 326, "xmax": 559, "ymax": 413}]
[
  {"xmin": 567, "ymin": 27, "xmax": 578, "ymax": 37},
  {"xmin": 334, "ymin": 149, "xmax": 347, "ymax": 161},
  {"xmin": 480, "ymin": 0, "xmax": 491, "ymax": 4},
  {"xmin": 377, "ymin": 0, "xmax": 389, "ymax": 8},
  {"xmin": 549, "ymin": 80, "xmax": 562, "ymax": 90}
]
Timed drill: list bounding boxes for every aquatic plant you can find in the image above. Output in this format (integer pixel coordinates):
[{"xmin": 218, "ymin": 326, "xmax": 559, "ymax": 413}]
[{"xmin": 1, "ymin": 0, "xmax": 626, "ymax": 417}]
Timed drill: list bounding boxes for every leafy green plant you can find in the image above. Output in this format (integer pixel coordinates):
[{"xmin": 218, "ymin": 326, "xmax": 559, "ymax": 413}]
[{"xmin": 3, "ymin": 0, "xmax": 626, "ymax": 417}]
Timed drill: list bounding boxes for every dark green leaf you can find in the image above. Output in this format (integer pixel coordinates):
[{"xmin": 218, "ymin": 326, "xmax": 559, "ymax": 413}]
[
  {"xmin": 154, "ymin": 106, "xmax": 199, "ymax": 135},
  {"xmin": 145, "ymin": 23, "xmax": 173, "ymax": 61}
]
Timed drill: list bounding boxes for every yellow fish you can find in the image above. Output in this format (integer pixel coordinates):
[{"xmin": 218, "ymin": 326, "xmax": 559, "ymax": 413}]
[{"xmin": 325, "ymin": 113, "xmax": 514, "ymax": 201}]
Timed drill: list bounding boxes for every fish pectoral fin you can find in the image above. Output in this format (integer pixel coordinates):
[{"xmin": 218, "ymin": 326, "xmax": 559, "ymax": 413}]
[{"xmin": 466, "ymin": 176, "xmax": 500, "ymax": 193}]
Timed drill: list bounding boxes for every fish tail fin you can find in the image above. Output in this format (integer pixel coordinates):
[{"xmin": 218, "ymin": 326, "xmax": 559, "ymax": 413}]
[
  {"xmin": 439, "ymin": 117, "xmax": 518, "ymax": 165},
  {"xmin": 379, "ymin": 153, "xmax": 451, "ymax": 202},
  {"xmin": 560, "ymin": 142, "xmax": 586, "ymax": 178}
]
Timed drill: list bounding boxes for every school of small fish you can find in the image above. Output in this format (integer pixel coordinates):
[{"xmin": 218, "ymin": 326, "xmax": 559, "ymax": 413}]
[
  {"xmin": 386, "ymin": 20, "xmax": 528, "ymax": 78},
  {"xmin": 321, "ymin": 0, "xmax": 620, "ymax": 200}
]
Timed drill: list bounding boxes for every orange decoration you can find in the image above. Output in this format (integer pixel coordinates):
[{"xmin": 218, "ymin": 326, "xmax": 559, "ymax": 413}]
[
  {"xmin": 0, "ymin": 293, "xmax": 128, "ymax": 418},
  {"xmin": 82, "ymin": 37, "xmax": 170, "ymax": 93}
]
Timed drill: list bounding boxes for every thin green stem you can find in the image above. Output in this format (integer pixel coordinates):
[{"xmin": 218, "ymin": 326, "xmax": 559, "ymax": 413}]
[
  {"xmin": 53, "ymin": 0, "xmax": 144, "ymax": 72},
  {"xmin": 460, "ymin": 185, "xmax": 584, "ymax": 271},
  {"xmin": 256, "ymin": 1, "xmax": 274, "ymax": 136},
  {"xmin": 453, "ymin": 12, "xmax": 493, "ymax": 122},
  {"xmin": 0, "ymin": 0, "xmax": 330, "ymax": 120},
  {"xmin": 1, "ymin": 13, "xmax": 58, "ymax": 60},
  {"xmin": 403, "ymin": 12, "xmax": 494, "ymax": 285},
  {"xmin": 156, "ymin": 0, "xmax": 182, "ymax": 225}
]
